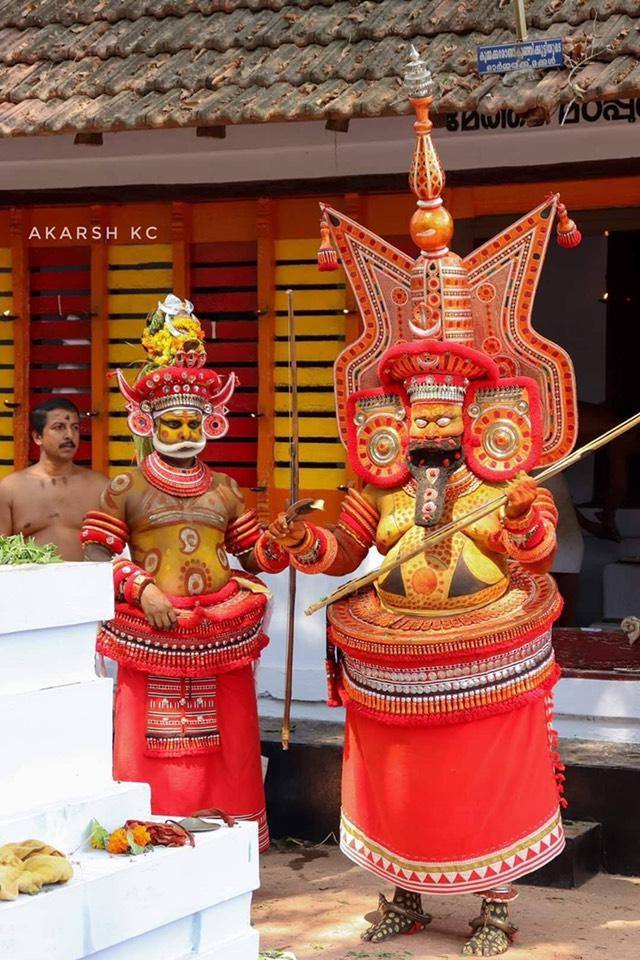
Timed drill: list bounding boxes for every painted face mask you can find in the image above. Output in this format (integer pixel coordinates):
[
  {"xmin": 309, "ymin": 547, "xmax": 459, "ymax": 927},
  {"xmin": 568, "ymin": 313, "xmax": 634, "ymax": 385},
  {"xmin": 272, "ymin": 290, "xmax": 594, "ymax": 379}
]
[
  {"xmin": 152, "ymin": 408, "xmax": 207, "ymax": 459},
  {"xmin": 407, "ymin": 398, "xmax": 465, "ymax": 527}
]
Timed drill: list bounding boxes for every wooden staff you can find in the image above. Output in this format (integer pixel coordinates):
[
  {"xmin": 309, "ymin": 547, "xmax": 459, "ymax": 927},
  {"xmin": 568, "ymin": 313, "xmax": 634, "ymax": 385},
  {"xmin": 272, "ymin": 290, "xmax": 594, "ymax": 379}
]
[
  {"xmin": 282, "ymin": 289, "xmax": 299, "ymax": 750},
  {"xmin": 305, "ymin": 410, "xmax": 640, "ymax": 616}
]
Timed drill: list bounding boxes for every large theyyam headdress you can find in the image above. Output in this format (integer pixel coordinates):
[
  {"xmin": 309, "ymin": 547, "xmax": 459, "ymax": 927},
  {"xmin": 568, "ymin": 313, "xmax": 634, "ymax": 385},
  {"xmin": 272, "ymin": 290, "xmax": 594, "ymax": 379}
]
[
  {"xmin": 321, "ymin": 48, "xmax": 578, "ymax": 488},
  {"xmin": 116, "ymin": 294, "xmax": 236, "ymax": 441}
]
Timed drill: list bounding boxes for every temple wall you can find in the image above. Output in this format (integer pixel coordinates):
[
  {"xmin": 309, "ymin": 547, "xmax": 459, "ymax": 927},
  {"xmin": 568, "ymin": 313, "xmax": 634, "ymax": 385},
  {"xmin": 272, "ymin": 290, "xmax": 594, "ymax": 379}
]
[{"xmin": 0, "ymin": 183, "xmax": 635, "ymax": 515}]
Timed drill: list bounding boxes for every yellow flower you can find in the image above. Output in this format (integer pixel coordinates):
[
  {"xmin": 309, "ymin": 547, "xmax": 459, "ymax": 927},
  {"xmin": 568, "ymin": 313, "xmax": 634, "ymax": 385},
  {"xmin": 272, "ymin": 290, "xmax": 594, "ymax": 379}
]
[
  {"xmin": 131, "ymin": 825, "xmax": 152, "ymax": 848},
  {"xmin": 106, "ymin": 828, "xmax": 130, "ymax": 854},
  {"xmin": 141, "ymin": 314, "xmax": 205, "ymax": 367}
]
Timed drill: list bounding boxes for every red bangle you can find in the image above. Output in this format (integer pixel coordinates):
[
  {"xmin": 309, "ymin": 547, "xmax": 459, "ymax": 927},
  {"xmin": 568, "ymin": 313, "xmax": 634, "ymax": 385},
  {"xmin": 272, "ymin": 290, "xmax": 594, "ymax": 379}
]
[
  {"xmin": 84, "ymin": 511, "xmax": 129, "ymax": 538},
  {"xmin": 254, "ymin": 532, "xmax": 289, "ymax": 573},
  {"xmin": 226, "ymin": 510, "xmax": 262, "ymax": 554},
  {"xmin": 113, "ymin": 560, "xmax": 135, "ymax": 598},
  {"xmin": 338, "ymin": 509, "xmax": 376, "ymax": 547},
  {"xmin": 291, "ymin": 526, "xmax": 339, "ymax": 573},
  {"xmin": 123, "ymin": 570, "xmax": 154, "ymax": 607},
  {"xmin": 81, "ymin": 526, "xmax": 126, "ymax": 555}
]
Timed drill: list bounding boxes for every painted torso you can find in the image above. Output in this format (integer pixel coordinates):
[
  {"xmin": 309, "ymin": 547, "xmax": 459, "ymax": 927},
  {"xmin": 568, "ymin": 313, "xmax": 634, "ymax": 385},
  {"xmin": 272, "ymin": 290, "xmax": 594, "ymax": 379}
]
[
  {"xmin": 106, "ymin": 468, "xmax": 243, "ymax": 597},
  {"xmin": 367, "ymin": 465, "xmax": 509, "ymax": 615}
]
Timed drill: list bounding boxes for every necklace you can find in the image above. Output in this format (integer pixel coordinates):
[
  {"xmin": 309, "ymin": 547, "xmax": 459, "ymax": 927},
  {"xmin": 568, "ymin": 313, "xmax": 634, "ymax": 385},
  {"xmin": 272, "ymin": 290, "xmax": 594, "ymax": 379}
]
[
  {"xmin": 402, "ymin": 464, "xmax": 480, "ymax": 501},
  {"xmin": 141, "ymin": 452, "xmax": 211, "ymax": 498}
]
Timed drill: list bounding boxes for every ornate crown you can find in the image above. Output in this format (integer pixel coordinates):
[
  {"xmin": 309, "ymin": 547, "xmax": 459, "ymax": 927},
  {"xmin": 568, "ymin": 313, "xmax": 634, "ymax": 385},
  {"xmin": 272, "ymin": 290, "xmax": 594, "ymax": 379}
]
[
  {"xmin": 115, "ymin": 293, "xmax": 236, "ymax": 442},
  {"xmin": 320, "ymin": 47, "xmax": 578, "ymax": 476}
]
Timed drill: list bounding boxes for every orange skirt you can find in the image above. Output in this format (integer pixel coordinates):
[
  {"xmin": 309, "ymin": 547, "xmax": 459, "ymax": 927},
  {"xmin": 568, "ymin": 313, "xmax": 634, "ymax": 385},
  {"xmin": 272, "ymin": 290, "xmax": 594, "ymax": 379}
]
[
  {"xmin": 340, "ymin": 696, "xmax": 564, "ymax": 894},
  {"xmin": 113, "ymin": 663, "xmax": 269, "ymax": 851}
]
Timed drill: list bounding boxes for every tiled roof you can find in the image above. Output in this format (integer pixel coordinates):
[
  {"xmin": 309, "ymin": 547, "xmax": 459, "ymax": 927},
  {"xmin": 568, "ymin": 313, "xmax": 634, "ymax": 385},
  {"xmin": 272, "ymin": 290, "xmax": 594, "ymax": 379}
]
[{"xmin": 0, "ymin": 1, "xmax": 637, "ymax": 136}]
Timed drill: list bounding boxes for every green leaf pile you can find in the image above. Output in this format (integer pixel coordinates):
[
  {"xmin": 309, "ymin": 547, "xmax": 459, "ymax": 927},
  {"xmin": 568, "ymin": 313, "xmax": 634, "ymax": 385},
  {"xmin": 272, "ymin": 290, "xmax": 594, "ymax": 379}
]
[
  {"xmin": 0, "ymin": 534, "xmax": 63, "ymax": 565},
  {"xmin": 89, "ymin": 819, "xmax": 110, "ymax": 851}
]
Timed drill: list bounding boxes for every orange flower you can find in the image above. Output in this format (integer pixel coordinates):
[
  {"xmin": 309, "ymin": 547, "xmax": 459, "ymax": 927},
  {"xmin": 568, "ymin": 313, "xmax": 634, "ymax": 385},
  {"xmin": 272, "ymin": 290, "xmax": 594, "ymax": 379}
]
[
  {"xmin": 131, "ymin": 825, "xmax": 151, "ymax": 848},
  {"xmin": 106, "ymin": 828, "xmax": 130, "ymax": 855}
]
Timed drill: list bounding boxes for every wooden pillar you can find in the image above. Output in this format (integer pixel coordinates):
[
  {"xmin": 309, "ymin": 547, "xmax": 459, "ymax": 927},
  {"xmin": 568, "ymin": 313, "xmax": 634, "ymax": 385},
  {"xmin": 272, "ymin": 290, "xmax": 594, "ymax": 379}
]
[
  {"xmin": 172, "ymin": 202, "xmax": 191, "ymax": 299},
  {"xmin": 255, "ymin": 198, "xmax": 276, "ymax": 523},
  {"xmin": 90, "ymin": 205, "xmax": 110, "ymax": 475},
  {"xmin": 9, "ymin": 209, "xmax": 30, "ymax": 470}
]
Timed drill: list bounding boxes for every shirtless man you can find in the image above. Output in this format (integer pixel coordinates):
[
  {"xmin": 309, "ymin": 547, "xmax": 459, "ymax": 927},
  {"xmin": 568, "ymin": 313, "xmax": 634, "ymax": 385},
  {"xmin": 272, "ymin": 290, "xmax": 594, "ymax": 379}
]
[{"xmin": 0, "ymin": 398, "xmax": 107, "ymax": 560}]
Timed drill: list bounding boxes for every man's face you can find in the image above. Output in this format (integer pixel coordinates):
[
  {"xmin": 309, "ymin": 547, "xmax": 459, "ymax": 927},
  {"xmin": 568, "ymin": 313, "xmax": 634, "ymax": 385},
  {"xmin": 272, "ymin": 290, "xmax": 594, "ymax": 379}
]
[
  {"xmin": 33, "ymin": 408, "xmax": 80, "ymax": 461},
  {"xmin": 408, "ymin": 400, "xmax": 464, "ymax": 463},
  {"xmin": 152, "ymin": 408, "xmax": 206, "ymax": 459}
]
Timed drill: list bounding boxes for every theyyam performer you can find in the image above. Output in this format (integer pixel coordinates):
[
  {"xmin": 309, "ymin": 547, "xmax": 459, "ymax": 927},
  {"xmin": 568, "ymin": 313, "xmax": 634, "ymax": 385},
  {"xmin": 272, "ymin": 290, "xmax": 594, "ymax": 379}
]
[
  {"xmin": 82, "ymin": 295, "xmax": 290, "ymax": 850},
  {"xmin": 269, "ymin": 49, "xmax": 580, "ymax": 955}
]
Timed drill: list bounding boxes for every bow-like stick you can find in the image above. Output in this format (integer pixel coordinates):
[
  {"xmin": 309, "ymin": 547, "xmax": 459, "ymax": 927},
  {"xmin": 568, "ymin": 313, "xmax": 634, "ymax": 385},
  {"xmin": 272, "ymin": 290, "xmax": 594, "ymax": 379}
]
[
  {"xmin": 282, "ymin": 289, "xmax": 299, "ymax": 750},
  {"xmin": 305, "ymin": 409, "xmax": 640, "ymax": 616}
]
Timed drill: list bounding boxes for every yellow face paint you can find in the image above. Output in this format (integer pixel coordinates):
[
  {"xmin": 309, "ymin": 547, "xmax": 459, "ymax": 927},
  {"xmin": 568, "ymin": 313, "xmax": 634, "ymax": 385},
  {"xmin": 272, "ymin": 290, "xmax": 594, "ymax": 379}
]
[
  {"xmin": 155, "ymin": 409, "xmax": 204, "ymax": 447},
  {"xmin": 409, "ymin": 400, "xmax": 464, "ymax": 442}
]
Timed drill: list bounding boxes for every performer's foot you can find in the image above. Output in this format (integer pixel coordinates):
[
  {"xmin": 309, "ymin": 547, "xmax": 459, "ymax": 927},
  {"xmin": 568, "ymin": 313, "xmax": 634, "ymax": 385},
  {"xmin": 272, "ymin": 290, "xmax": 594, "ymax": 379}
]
[
  {"xmin": 361, "ymin": 888, "xmax": 432, "ymax": 942},
  {"xmin": 462, "ymin": 898, "xmax": 517, "ymax": 956}
]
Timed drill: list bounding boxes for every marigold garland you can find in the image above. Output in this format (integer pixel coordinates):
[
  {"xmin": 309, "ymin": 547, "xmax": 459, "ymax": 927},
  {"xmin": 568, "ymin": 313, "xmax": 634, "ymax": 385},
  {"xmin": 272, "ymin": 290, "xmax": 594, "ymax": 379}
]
[
  {"xmin": 141, "ymin": 315, "xmax": 205, "ymax": 367},
  {"xmin": 105, "ymin": 828, "xmax": 131, "ymax": 855},
  {"xmin": 90, "ymin": 819, "xmax": 153, "ymax": 856}
]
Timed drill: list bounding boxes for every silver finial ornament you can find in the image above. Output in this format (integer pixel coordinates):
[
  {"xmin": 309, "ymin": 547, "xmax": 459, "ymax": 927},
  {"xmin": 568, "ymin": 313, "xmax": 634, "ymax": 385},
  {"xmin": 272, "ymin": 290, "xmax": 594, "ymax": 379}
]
[{"xmin": 404, "ymin": 46, "xmax": 433, "ymax": 100}]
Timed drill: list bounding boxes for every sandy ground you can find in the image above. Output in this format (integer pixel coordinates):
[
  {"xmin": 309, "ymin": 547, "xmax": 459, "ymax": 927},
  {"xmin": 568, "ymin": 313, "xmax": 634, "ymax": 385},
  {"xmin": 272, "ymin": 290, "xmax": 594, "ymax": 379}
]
[{"xmin": 253, "ymin": 846, "xmax": 640, "ymax": 960}]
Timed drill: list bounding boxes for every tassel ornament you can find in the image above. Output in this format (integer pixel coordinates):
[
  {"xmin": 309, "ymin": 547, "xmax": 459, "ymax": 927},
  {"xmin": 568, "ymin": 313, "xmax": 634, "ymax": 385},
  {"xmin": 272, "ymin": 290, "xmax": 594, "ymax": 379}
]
[
  {"xmin": 325, "ymin": 657, "xmax": 341, "ymax": 707},
  {"xmin": 317, "ymin": 220, "xmax": 339, "ymax": 271},
  {"xmin": 556, "ymin": 201, "xmax": 582, "ymax": 248}
]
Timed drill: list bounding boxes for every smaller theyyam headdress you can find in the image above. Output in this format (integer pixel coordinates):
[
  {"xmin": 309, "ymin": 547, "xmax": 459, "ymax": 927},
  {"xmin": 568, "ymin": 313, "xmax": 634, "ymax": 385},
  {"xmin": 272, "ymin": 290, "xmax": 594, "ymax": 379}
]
[
  {"xmin": 116, "ymin": 293, "xmax": 236, "ymax": 442},
  {"xmin": 141, "ymin": 294, "xmax": 207, "ymax": 369}
]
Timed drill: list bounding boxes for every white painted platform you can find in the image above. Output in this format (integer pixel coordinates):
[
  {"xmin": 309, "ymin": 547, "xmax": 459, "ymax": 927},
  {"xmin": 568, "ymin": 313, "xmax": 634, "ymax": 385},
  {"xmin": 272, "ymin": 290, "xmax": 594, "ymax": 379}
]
[
  {"xmin": 0, "ymin": 562, "xmax": 259, "ymax": 960},
  {"xmin": 555, "ymin": 675, "xmax": 640, "ymax": 744}
]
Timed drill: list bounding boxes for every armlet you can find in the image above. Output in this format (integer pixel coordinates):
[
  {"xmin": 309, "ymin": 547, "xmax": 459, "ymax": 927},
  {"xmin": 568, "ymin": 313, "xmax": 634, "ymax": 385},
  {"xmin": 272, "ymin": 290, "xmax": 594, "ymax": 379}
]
[{"xmin": 81, "ymin": 511, "xmax": 130, "ymax": 556}]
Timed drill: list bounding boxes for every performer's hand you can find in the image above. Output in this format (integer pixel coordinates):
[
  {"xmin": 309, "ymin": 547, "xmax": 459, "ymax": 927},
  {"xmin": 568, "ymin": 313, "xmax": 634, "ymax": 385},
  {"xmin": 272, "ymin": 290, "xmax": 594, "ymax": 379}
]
[
  {"xmin": 505, "ymin": 472, "xmax": 538, "ymax": 519},
  {"xmin": 140, "ymin": 583, "xmax": 178, "ymax": 630},
  {"xmin": 267, "ymin": 512, "xmax": 307, "ymax": 549}
]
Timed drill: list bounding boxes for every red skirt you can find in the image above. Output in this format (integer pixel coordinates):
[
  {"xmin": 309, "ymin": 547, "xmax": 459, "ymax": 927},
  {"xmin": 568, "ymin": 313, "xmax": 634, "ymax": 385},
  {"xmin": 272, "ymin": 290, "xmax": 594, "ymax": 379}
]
[
  {"xmin": 340, "ymin": 696, "xmax": 564, "ymax": 895},
  {"xmin": 113, "ymin": 663, "xmax": 269, "ymax": 851}
]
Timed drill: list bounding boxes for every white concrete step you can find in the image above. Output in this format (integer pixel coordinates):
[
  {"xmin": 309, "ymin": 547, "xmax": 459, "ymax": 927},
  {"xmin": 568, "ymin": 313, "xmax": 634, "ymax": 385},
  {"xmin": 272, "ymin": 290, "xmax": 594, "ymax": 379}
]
[
  {"xmin": 0, "ymin": 620, "xmax": 102, "ymax": 696},
  {"xmin": 556, "ymin": 676, "xmax": 640, "ymax": 722},
  {"xmin": 0, "ymin": 821, "xmax": 259, "ymax": 960},
  {"xmin": 0, "ymin": 562, "xmax": 113, "ymax": 638},
  {"xmin": 90, "ymin": 926, "xmax": 259, "ymax": 960},
  {"xmin": 0, "ymin": 781, "xmax": 151, "ymax": 853},
  {"xmin": 0, "ymin": 678, "xmax": 114, "ymax": 816},
  {"xmin": 603, "ymin": 562, "xmax": 640, "ymax": 620}
]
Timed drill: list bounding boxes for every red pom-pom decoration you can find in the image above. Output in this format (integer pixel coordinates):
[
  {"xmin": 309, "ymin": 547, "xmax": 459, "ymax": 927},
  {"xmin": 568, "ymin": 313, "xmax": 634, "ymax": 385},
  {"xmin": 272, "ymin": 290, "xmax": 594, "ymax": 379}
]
[
  {"xmin": 317, "ymin": 220, "xmax": 339, "ymax": 271},
  {"xmin": 556, "ymin": 201, "xmax": 582, "ymax": 249}
]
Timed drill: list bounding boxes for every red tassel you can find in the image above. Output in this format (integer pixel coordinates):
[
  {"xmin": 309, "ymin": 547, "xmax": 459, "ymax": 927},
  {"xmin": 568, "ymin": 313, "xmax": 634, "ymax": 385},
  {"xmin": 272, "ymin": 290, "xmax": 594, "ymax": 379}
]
[
  {"xmin": 317, "ymin": 221, "xmax": 339, "ymax": 271},
  {"xmin": 556, "ymin": 201, "xmax": 582, "ymax": 248},
  {"xmin": 325, "ymin": 658, "xmax": 341, "ymax": 707}
]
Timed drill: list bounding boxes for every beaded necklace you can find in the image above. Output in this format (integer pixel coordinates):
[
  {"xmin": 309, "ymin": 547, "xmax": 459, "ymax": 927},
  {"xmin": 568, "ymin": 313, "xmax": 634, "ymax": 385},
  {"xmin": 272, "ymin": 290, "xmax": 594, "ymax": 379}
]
[{"xmin": 141, "ymin": 451, "xmax": 211, "ymax": 498}]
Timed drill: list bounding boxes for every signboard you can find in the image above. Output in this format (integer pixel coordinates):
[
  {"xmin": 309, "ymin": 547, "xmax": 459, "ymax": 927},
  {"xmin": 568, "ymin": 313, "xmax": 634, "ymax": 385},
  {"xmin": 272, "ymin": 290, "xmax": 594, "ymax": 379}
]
[
  {"xmin": 477, "ymin": 38, "xmax": 564, "ymax": 75},
  {"xmin": 445, "ymin": 98, "xmax": 640, "ymax": 133}
]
